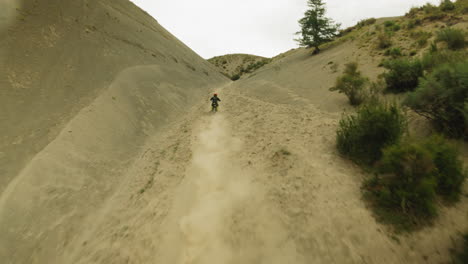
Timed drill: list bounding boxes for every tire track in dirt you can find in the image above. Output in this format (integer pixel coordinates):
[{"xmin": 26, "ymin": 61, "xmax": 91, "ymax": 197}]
[
  {"xmin": 159, "ymin": 106, "xmax": 301, "ymax": 264},
  {"xmin": 177, "ymin": 113, "xmax": 250, "ymax": 263}
]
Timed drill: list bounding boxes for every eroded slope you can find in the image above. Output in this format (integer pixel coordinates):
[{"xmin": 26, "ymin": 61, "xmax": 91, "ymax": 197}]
[{"xmin": 0, "ymin": 0, "xmax": 227, "ymax": 262}]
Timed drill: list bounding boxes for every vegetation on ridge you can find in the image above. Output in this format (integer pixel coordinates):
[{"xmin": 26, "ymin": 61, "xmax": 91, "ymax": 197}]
[
  {"xmin": 329, "ymin": 62, "xmax": 369, "ymax": 106},
  {"xmin": 208, "ymin": 54, "xmax": 271, "ymax": 81},
  {"xmin": 329, "ymin": 0, "xmax": 468, "ymax": 233}
]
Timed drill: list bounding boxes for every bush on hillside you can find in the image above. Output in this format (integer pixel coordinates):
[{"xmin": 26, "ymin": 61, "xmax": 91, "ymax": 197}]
[
  {"xmin": 436, "ymin": 28, "xmax": 466, "ymax": 50},
  {"xmin": 356, "ymin": 18, "xmax": 377, "ymax": 28},
  {"xmin": 383, "ymin": 58, "xmax": 423, "ymax": 93},
  {"xmin": 440, "ymin": 0, "xmax": 456, "ymax": 11},
  {"xmin": 384, "ymin": 47, "xmax": 403, "ymax": 58},
  {"xmin": 410, "ymin": 30, "xmax": 432, "ymax": 47},
  {"xmin": 423, "ymin": 135, "xmax": 466, "ymax": 201},
  {"xmin": 384, "ymin": 20, "xmax": 396, "ymax": 28},
  {"xmin": 243, "ymin": 59, "xmax": 271, "ymax": 73},
  {"xmin": 376, "ymin": 141, "xmax": 438, "ymax": 217},
  {"xmin": 364, "ymin": 135, "xmax": 466, "ymax": 229},
  {"xmin": 377, "ymin": 33, "xmax": 392, "ymax": 49},
  {"xmin": 406, "ymin": 7, "xmax": 422, "ymax": 18},
  {"xmin": 383, "ymin": 20, "xmax": 401, "ymax": 32},
  {"xmin": 405, "ymin": 62, "xmax": 468, "ymax": 139},
  {"xmin": 329, "ymin": 62, "xmax": 369, "ymax": 106},
  {"xmin": 406, "ymin": 20, "xmax": 416, "ymax": 30},
  {"xmin": 422, "ymin": 3, "xmax": 446, "ymax": 20},
  {"xmin": 417, "ymin": 37, "xmax": 430, "ymax": 47},
  {"xmin": 336, "ymin": 101, "xmax": 407, "ymax": 165},
  {"xmin": 231, "ymin": 74, "xmax": 240, "ymax": 81},
  {"xmin": 406, "ymin": 18, "xmax": 422, "ymax": 29},
  {"xmin": 421, "ymin": 49, "xmax": 468, "ymax": 72}
]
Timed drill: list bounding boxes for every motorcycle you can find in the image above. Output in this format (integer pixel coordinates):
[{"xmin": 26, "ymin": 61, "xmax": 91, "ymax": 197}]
[{"xmin": 211, "ymin": 102, "xmax": 219, "ymax": 113}]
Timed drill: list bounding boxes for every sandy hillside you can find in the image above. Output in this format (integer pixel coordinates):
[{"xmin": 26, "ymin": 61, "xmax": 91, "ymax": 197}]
[
  {"xmin": 56, "ymin": 82, "xmax": 468, "ymax": 264},
  {"xmin": 0, "ymin": 0, "xmax": 227, "ymax": 262},
  {"xmin": 208, "ymin": 54, "xmax": 270, "ymax": 79},
  {"xmin": 1, "ymin": 1, "xmax": 467, "ymax": 264},
  {"xmin": 59, "ymin": 40, "xmax": 467, "ymax": 264}
]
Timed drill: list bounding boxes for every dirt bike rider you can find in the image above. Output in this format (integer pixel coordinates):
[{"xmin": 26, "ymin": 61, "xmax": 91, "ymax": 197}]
[{"xmin": 210, "ymin": 93, "xmax": 221, "ymax": 111}]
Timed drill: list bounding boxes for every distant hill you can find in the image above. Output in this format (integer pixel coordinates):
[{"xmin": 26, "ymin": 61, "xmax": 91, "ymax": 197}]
[{"xmin": 208, "ymin": 54, "xmax": 271, "ymax": 80}]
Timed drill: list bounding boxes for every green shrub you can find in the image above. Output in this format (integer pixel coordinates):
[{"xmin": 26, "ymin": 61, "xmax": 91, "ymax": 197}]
[
  {"xmin": 422, "ymin": 3, "xmax": 438, "ymax": 13},
  {"xmin": 383, "ymin": 21, "xmax": 401, "ymax": 32},
  {"xmin": 357, "ymin": 18, "xmax": 377, "ymax": 28},
  {"xmin": 384, "ymin": 47, "xmax": 403, "ymax": 58},
  {"xmin": 243, "ymin": 58, "xmax": 271, "ymax": 74},
  {"xmin": 384, "ymin": 20, "xmax": 396, "ymax": 28},
  {"xmin": 336, "ymin": 102, "xmax": 407, "ymax": 165},
  {"xmin": 421, "ymin": 49, "xmax": 468, "ymax": 72},
  {"xmin": 405, "ymin": 62, "xmax": 468, "ymax": 139},
  {"xmin": 422, "ymin": 3, "xmax": 446, "ymax": 20},
  {"xmin": 407, "ymin": 18, "xmax": 423, "ymax": 29},
  {"xmin": 377, "ymin": 33, "xmax": 392, "ymax": 49},
  {"xmin": 436, "ymin": 28, "xmax": 466, "ymax": 50},
  {"xmin": 231, "ymin": 74, "xmax": 240, "ymax": 81},
  {"xmin": 377, "ymin": 141, "xmax": 438, "ymax": 217},
  {"xmin": 406, "ymin": 7, "xmax": 421, "ymax": 18},
  {"xmin": 423, "ymin": 135, "xmax": 466, "ymax": 201},
  {"xmin": 406, "ymin": 19, "xmax": 419, "ymax": 29},
  {"xmin": 365, "ymin": 135, "xmax": 466, "ymax": 229},
  {"xmin": 329, "ymin": 62, "xmax": 369, "ymax": 106},
  {"xmin": 383, "ymin": 58, "xmax": 423, "ymax": 93},
  {"xmin": 411, "ymin": 30, "xmax": 432, "ymax": 47},
  {"xmin": 427, "ymin": 10, "xmax": 446, "ymax": 20},
  {"xmin": 440, "ymin": 0, "xmax": 456, "ymax": 11}
]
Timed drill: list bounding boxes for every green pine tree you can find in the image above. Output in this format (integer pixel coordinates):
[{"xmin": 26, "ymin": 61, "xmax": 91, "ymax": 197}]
[{"xmin": 296, "ymin": 0, "xmax": 341, "ymax": 54}]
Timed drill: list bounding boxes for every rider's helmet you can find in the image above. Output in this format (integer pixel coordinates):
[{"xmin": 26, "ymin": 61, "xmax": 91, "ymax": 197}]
[{"xmin": 214, "ymin": 93, "xmax": 218, "ymax": 96}]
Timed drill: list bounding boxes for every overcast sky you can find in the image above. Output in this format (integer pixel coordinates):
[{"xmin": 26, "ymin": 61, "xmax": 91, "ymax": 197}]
[{"xmin": 130, "ymin": 0, "xmax": 440, "ymax": 59}]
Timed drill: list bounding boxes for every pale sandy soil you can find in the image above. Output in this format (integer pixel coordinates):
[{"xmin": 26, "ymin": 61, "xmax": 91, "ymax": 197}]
[
  {"xmin": 55, "ymin": 84, "xmax": 468, "ymax": 264},
  {"xmin": 1, "ymin": 1, "xmax": 467, "ymax": 263}
]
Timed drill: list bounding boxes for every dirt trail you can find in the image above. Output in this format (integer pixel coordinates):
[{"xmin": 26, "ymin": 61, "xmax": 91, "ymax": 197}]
[
  {"xmin": 64, "ymin": 85, "xmax": 467, "ymax": 264},
  {"xmin": 158, "ymin": 111, "xmax": 301, "ymax": 264},
  {"xmin": 177, "ymin": 114, "xmax": 251, "ymax": 263}
]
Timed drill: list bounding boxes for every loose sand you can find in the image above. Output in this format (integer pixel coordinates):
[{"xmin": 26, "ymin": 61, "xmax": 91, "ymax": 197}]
[
  {"xmin": 1, "ymin": 1, "xmax": 467, "ymax": 263},
  {"xmin": 56, "ymin": 84, "xmax": 468, "ymax": 264}
]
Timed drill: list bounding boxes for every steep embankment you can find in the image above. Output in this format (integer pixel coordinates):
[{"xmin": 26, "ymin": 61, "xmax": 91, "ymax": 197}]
[{"xmin": 0, "ymin": 0, "xmax": 227, "ymax": 262}]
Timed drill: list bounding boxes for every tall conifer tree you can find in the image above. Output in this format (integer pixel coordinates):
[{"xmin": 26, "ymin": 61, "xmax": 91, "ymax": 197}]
[{"xmin": 296, "ymin": 0, "xmax": 340, "ymax": 54}]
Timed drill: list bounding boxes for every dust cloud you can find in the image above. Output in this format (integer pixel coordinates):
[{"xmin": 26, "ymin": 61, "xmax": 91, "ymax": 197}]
[
  {"xmin": 173, "ymin": 112, "xmax": 301, "ymax": 264},
  {"xmin": 177, "ymin": 114, "xmax": 250, "ymax": 264}
]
